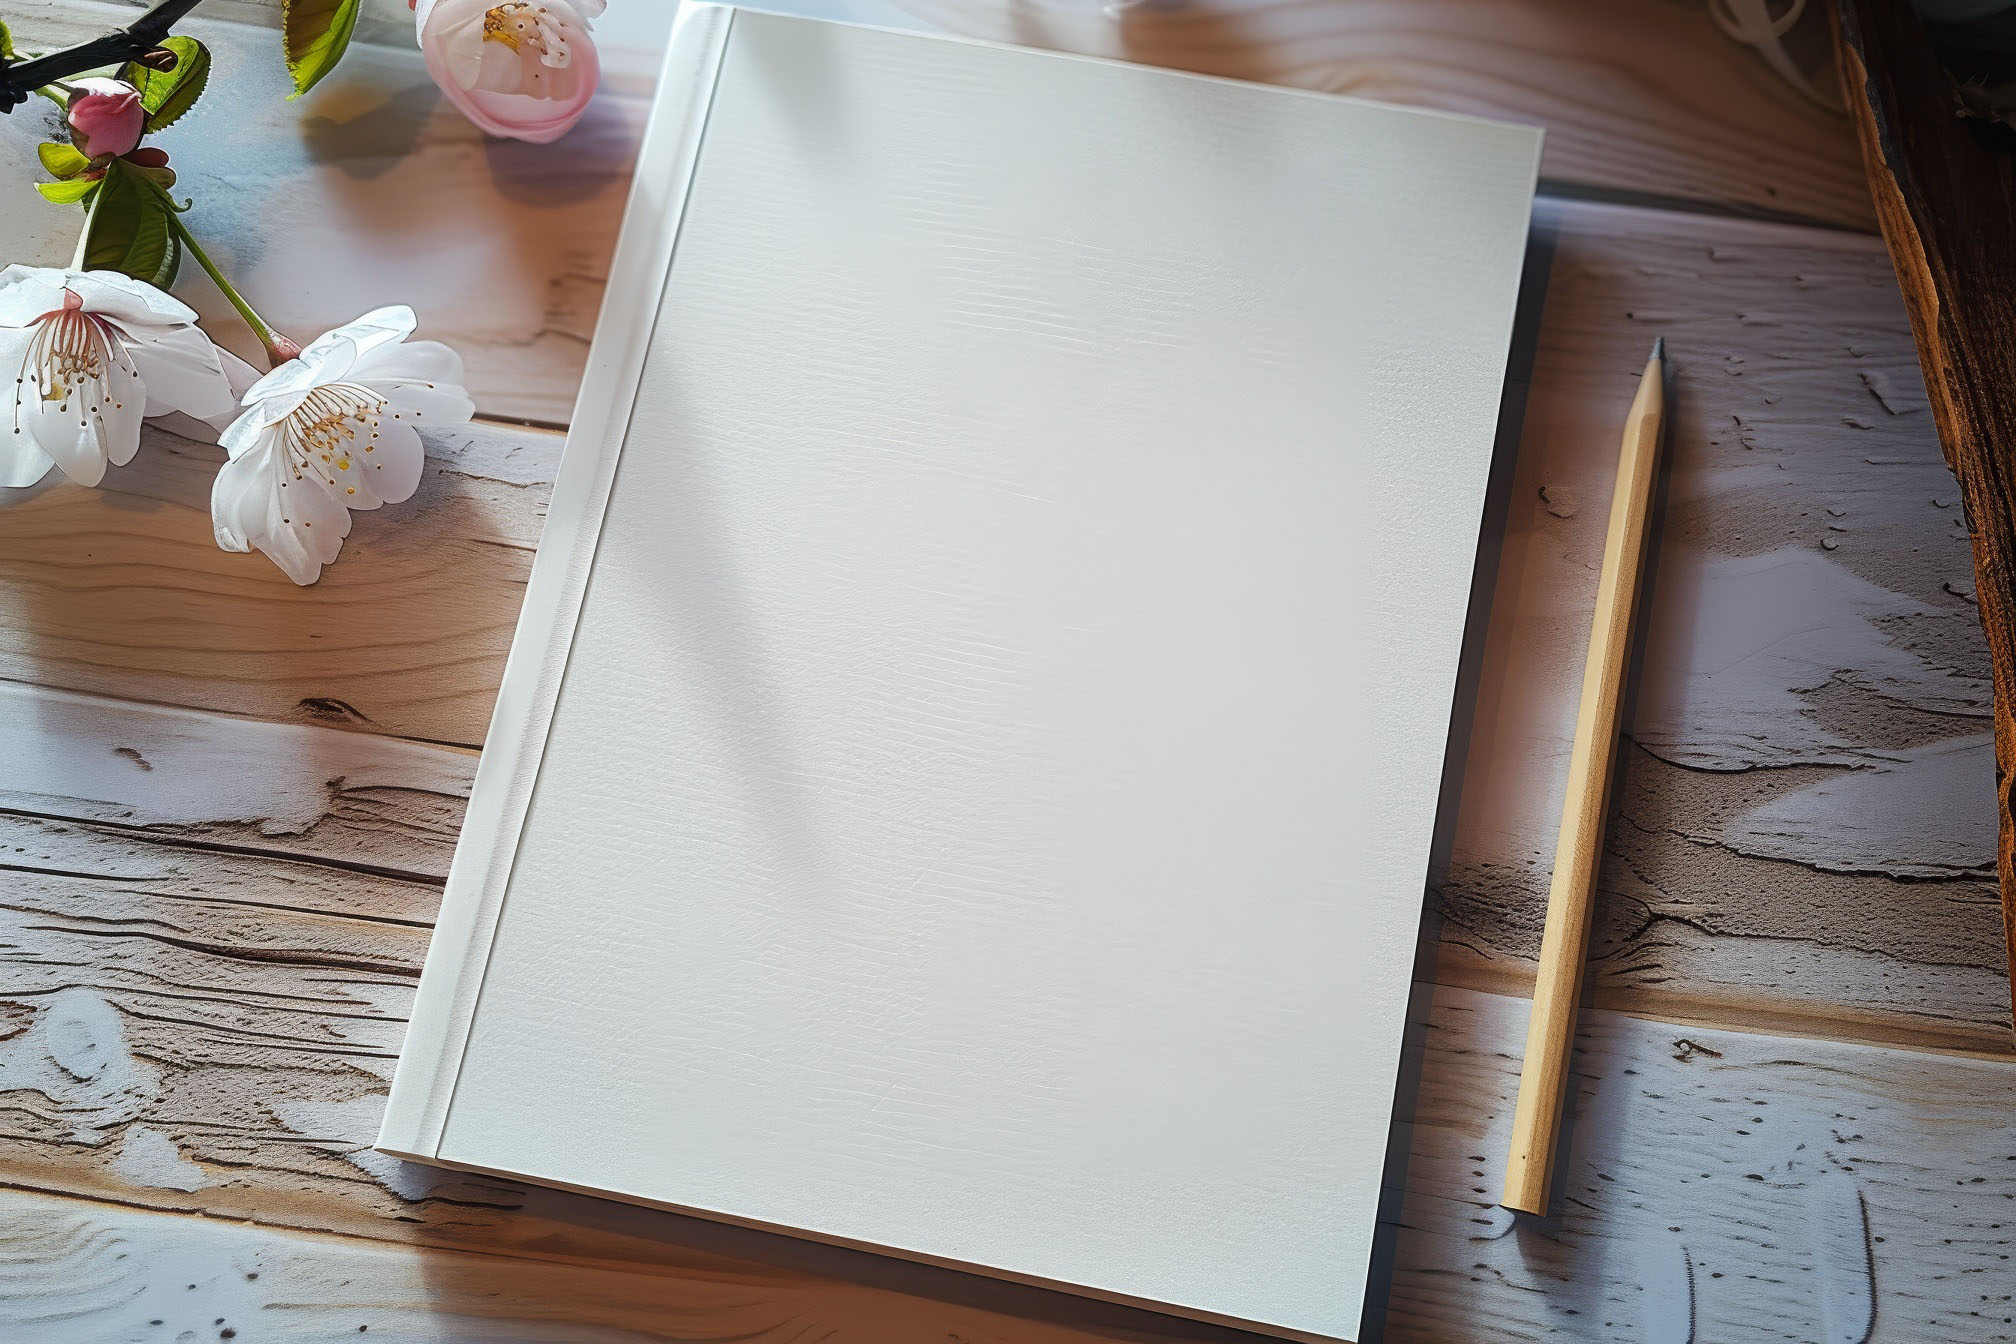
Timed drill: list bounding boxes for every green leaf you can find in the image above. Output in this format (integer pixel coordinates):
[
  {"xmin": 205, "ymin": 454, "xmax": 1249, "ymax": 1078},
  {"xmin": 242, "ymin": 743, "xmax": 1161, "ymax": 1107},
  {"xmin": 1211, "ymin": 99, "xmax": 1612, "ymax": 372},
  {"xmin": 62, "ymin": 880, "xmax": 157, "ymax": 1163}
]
[
  {"xmin": 119, "ymin": 36, "xmax": 212, "ymax": 133},
  {"xmin": 0, "ymin": 20, "xmax": 15, "ymax": 61},
  {"xmin": 82, "ymin": 163, "xmax": 180, "ymax": 289},
  {"xmin": 38, "ymin": 142, "xmax": 91, "ymax": 179},
  {"xmin": 282, "ymin": 0, "xmax": 361, "ymax": 98},
  {"xmin": 35, "ymin": 177, "xmax": 99, "ymax": 204}
]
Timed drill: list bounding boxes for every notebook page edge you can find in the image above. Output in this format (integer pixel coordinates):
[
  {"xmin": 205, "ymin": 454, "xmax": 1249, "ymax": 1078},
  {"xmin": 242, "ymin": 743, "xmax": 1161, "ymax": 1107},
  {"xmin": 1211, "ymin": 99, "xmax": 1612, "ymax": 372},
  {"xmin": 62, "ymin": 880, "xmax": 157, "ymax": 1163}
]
[{"xmin": 375, "ymin": 1, "xmax": 738, "ymax": 1161}]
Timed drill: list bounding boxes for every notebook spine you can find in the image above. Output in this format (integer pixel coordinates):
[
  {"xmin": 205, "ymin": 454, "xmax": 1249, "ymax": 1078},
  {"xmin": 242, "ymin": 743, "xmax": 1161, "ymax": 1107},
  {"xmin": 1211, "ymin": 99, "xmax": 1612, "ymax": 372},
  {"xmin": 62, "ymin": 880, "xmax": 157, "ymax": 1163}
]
[{"xmin": 375, "ymin": 2, "xmax": 738, "ymax": 1162}]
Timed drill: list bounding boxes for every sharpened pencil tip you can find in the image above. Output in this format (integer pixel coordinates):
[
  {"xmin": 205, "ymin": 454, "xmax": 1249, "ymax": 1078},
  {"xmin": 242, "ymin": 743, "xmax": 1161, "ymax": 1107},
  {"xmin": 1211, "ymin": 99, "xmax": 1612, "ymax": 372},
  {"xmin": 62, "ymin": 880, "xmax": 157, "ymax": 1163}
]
[{"xmin": 1651, "ymin": 336, "xmax": 1665, "ymax": 362}]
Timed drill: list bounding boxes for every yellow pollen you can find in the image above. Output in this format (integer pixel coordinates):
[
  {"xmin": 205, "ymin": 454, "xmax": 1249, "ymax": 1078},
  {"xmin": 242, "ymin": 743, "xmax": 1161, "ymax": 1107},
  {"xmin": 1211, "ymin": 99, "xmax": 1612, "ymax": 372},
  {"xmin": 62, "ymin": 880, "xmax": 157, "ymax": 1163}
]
[
  {"xmin": 483, "ymin": 12, "xmax": 518, "ymax": 46},
  {"xmin": 279, "ymin": 383, "xmax": 389, "ymax": 490},
  {"xmin": 483, "ymin": 6, "xmax": 524, "ymax": 47},
  {"xmin": 13, "ymin": 299, "xmax": 135, "ymax": 439}
]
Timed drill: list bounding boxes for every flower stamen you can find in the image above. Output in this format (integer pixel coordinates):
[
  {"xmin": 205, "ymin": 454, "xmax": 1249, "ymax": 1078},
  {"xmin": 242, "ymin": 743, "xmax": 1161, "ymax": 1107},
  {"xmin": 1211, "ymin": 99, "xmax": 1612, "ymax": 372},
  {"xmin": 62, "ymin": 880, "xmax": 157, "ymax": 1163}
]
[
  {"xmin": 474, "ymin": 2, "xmax": 580, "ymax": 96},
  {"xmin": 280, "ymin": 382, "xmax": 389, "ymax": 488},
  {"xmin": 11, "ymin": 293, "xmax": 135, "ymax": 438},
  {"xmin": 482, "ymin": 7, "xmax": 525, "ymax": 50},
  {"xmin": 483, "ymin": 4, "xmax": 565, "ymax": 61}
]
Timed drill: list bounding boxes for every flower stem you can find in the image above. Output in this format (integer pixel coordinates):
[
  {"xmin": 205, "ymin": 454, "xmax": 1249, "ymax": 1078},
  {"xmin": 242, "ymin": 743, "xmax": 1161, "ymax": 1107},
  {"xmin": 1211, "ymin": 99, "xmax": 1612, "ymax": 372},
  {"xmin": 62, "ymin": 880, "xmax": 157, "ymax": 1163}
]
[
  {"xmin": 158, "ymin": 203, "xmax": 293, "ymax": 365},
  {"xmin": 71, "ymin": 180, "xmax": 105, "ymax": 270}
]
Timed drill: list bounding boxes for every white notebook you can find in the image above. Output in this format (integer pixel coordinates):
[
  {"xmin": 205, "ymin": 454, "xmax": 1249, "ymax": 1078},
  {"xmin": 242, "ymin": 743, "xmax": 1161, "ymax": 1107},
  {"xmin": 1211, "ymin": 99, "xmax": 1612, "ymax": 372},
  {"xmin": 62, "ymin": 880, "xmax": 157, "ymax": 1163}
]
[{"xmin": 380, "ymin": 8, "xmax": 1540, "ymax": 1340}]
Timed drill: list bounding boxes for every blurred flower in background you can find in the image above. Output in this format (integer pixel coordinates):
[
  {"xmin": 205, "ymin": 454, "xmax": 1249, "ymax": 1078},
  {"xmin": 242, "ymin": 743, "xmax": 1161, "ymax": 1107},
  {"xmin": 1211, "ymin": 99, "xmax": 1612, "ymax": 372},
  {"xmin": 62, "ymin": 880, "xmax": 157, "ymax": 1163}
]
[{"xmin": 413, "ymin": 0, "xmax": 606, "ymax": 143}]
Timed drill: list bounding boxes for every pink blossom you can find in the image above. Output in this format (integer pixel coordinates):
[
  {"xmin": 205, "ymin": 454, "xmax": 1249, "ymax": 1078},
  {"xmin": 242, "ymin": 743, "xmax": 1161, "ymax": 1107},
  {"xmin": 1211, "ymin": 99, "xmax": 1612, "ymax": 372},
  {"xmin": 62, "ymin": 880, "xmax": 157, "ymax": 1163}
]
[
  {"xmin": 412, "ymin": 0, "xmax": 606, "ymax": 145},
  {"xmin": 66, "ymin": 77, "xmax": 146, "ymax": 160}
]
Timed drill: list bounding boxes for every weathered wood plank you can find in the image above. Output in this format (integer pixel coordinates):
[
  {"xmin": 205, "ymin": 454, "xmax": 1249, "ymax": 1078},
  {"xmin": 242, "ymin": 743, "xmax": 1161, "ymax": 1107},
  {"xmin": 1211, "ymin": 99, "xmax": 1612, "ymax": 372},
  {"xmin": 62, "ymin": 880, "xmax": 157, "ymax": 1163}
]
[
  {"xmin": 2, "ymin": 196, "xmax": 2000, "ymax": 1041},
  {"xmin": 134, "ymin": 0, "xmax": 1877, "ymax": 229},
  {"xmin": 2, "ymin": 0, "xmax": 1870, "ymax": 427},
  {"xmin": 1837, "ymin": 0, "xmax": 2016, "ymax": 1034},
  {"xmin": 0, "ymin": 199, "xmax": 1947, "ymax": 746},
  {"xmin": 0, "ymin": 1187, "xmax": 1200, "ymax": 1344},
  {"xmin": 0, "ymin": 418, "xmax": 554, "ymax": 745},
  {"xmin": 1, "ymin": 987, "xmax": 2011, "ymax": 1342},
  {"xmin": 2, "ymin": 7, "xmax": 1996, "ymax": 1340},
  {"xmin": 0, "ymin": 679, "xmax": 2005, "ymax": 1258},
  {"xmin": 0, "ymin": 680, "xmax": 470, "ymax": 877},
  {"xmin": 1436, "ymin": 199, "xmax": 2009, "ymax": 1052},
  {"xmin": 1383, "ymin": 986, "xmax": 2016, "ymax": 1343}
]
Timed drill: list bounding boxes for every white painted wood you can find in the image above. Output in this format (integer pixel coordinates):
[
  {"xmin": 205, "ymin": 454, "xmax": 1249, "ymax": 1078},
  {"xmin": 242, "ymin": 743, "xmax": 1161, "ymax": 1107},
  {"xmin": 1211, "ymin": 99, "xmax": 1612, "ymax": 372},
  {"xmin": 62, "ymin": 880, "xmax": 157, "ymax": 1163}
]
[
  {"xmin": 1, "ymin": 990, "xmax": 2013, "ymax": 1342},
  {"xmin": 0, "ymin": 670, "xmax": 1999, "ymax": 1268},
  {"xmin": 1436, "ymin": 199, "xmax": 2008, "ymax": 1051},
  {"xmin": 1384, "ymin": 987, "xmax": 2016, "ymax": 1343},
  {"xmin": 0, "ymin": 678, "xmax": 471, "ymax": 875}
]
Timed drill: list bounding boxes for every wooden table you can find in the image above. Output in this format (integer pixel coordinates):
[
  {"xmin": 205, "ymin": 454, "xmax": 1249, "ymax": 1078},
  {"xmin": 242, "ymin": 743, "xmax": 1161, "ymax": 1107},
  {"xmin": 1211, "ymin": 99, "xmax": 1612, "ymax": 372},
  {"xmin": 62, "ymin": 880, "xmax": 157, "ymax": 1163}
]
[{"xmin": 2, "ymin": 2, "xmax": 2010, "ymax": 1340}]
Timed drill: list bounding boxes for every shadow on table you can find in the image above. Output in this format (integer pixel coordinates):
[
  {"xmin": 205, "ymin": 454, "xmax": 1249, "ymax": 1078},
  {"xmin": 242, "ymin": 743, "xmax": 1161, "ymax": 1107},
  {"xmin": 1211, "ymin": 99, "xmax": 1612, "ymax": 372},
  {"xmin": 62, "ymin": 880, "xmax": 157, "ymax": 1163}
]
[
  {"xmin": 1361, "ymin": 213, "xmax": 1693, "ymax": 1341},
  {"xmin": 1358, "ymin": 204, "xmax": 1560, "ymax": 1343},
  {"xmin": 420, "ymin": 1172, "xmax": 1267, "ymax": 1342}
]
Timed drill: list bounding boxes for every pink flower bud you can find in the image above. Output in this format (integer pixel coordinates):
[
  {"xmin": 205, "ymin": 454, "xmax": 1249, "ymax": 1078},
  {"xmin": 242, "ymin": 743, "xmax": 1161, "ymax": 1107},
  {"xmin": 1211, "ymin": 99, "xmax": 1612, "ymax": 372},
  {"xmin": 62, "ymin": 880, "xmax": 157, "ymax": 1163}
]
[{"xmin": 66, "ymin": 78, "xmax": 146, "ymax": 161}]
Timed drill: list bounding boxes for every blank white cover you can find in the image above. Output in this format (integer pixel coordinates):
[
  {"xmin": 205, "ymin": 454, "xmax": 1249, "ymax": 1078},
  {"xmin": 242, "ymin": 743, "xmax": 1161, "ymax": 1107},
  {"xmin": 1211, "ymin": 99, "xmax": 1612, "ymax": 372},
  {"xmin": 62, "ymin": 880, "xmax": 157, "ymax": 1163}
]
[{"xmin": 388, "ymin": 10, "xmax": 1539, "ymax": 1341}]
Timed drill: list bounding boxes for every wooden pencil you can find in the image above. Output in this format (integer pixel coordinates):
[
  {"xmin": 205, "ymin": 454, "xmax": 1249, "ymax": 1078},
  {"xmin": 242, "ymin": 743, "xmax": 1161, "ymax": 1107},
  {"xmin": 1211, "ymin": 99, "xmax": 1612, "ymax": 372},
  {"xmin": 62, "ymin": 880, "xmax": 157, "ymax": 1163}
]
[{"xmin": 1501, "ymin": 337, "xmax": 1667, "ymax": 1217}]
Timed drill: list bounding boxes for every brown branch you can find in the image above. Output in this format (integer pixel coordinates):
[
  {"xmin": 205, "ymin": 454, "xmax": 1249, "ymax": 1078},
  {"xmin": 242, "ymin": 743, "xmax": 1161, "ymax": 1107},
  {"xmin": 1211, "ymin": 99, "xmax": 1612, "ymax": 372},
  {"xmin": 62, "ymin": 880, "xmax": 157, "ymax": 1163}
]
[{"xmin": 0, "ymin": 0, "xmax": 207, "ymax": 111}]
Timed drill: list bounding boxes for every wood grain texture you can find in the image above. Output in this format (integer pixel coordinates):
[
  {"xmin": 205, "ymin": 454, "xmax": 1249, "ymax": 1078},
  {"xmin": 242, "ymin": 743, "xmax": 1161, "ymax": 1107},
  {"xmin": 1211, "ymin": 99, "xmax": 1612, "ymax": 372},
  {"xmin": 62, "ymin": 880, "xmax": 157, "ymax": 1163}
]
[
  {"xmin": 1503, "ymin": 346, "xmax": 1664, "ymax": 1215},
  {"xmin": 0, "ymin": 417, "xmax": 554, "ymax": 744},
  {"xmin": 906, "ymin": 0, "xmax": 1871, "ymax": 229},
  {"xmin": 2, "ymin": 971, "xmax": 2013, "ymax": 1342},
  {"xmin": 1835, "ymin": 0, "xmax": 2016, "ymax": 1035},
  {"xmin": 0, "ymin": 657, "xmax": 2002, "ymax": 1280},
  {"xmin": 0, "ymin": 1188, "xmax": 1191, "ymax": 1344},
  {"xmin": 0, "ymin": 195, "xmax": 1995, "ymax": 1047},
  {"xmin": 0, "ymin": 0, "xmax": 1871, "ymax": 429},
  {"xmin": 184, "ymin": 0, "xmax": 1878, "ymax": 229},
  {"xmin": 1387, "ymin": 987, "xmax": 2016, "ymax": 1344}
]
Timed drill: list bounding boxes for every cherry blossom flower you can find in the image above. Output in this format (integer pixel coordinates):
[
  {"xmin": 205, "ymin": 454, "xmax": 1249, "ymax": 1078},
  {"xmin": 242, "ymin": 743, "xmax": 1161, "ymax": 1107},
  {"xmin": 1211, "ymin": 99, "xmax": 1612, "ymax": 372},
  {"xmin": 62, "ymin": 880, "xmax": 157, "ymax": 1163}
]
[
  {"xmin": 0, "ymin": 265, "xmax": 236, "ymax": 488},
  {"xmin": 211, "ymin": 306, "xmax": 473, "ymax": 584},
  {"xmin": 413, "ymin": 0, "xmax": 606, "ymax": 144}
]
